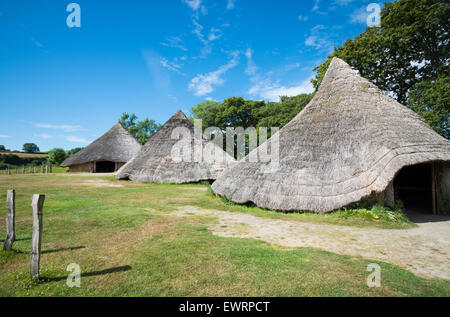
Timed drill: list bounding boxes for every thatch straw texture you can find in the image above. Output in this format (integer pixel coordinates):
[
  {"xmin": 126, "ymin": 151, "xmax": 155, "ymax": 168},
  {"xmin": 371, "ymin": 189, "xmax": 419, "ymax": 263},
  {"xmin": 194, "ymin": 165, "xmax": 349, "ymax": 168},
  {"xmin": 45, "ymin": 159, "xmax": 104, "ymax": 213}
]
[
  {"xmin": 212, "ymin": 57, "xmax": 450, "ymax": 213},
  {"xmin": 61, "ymin": 122, "xmax": 141, "ymax": 167},
  {"xmin": 115, "ymin": 110, "xmax": 235, "ymax": 183}
]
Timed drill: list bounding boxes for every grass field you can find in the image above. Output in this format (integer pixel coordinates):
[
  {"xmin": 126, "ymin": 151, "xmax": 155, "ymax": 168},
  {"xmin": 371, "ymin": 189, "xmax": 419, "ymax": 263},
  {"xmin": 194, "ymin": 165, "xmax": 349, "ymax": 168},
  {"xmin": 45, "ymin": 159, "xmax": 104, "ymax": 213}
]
[{"xmin": 0, "ymin": 174, "xmax": 448, "ymax": 297}]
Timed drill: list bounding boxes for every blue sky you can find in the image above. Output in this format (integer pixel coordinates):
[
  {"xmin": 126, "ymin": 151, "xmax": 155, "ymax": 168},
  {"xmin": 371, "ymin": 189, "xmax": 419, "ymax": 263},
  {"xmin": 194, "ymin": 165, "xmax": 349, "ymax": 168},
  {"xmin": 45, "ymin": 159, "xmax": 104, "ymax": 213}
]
[{"xmin": 0, "ymin": 0, "xmax": 384, "ymax": 151}]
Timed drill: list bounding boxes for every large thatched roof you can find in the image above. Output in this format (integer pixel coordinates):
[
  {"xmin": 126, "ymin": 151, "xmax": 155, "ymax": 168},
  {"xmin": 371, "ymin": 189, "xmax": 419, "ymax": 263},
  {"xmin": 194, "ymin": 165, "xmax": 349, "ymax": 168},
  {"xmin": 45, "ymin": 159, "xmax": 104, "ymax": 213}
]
[
  {"xmin": 115, "ymin": 110, "xmax": 235, "ymax": 183},
  {"xmin": 212, "ymin": 57, "xmax": 450, "ymax": 213},
  {"xmin": 61, "ymin": 122, "xmax": 142, "ymax": 167}
]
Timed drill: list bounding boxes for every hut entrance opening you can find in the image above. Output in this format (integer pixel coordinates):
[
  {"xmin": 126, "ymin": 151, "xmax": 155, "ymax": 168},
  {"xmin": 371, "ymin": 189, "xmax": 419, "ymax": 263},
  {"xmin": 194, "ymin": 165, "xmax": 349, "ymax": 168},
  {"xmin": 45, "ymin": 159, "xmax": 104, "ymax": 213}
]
[
  {"xmin": 95, "ymin": 161, "xmax": 116, "ymax": 173},
  {"xmin": 394, "ymin": 163, "xmax": 433, "ymax": 214}
]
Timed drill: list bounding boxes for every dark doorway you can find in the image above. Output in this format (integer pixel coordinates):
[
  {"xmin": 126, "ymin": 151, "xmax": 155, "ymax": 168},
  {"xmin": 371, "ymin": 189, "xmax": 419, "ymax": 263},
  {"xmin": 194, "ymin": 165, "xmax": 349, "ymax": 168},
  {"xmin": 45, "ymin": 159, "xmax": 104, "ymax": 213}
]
[
  {"xmin": 95, "ymin": 161, "xmax": 115, "ymax": 173},
  {"xmin": 394, "ymin": 163, "xmax": 432, "ymax": 213}
]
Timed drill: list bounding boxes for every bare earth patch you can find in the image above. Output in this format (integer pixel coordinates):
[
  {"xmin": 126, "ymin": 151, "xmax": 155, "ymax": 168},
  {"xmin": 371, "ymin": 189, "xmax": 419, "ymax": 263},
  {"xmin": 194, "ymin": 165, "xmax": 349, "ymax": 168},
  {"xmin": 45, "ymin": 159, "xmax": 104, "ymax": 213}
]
[
  {"xmin": 173, "ymin": 206, "xmax": 450, "ymax": 280},
  {"xmin": 80, "ymin": 179, "xmax": 123, "ymax": 187}
]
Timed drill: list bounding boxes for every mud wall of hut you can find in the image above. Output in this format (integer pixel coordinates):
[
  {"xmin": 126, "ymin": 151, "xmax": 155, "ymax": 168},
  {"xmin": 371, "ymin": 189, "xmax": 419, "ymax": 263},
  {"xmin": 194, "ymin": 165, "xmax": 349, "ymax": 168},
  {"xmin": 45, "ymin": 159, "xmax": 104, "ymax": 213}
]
[{"xmin": 67, "ymin": 162, "xmax": 95, "ymax": 173}]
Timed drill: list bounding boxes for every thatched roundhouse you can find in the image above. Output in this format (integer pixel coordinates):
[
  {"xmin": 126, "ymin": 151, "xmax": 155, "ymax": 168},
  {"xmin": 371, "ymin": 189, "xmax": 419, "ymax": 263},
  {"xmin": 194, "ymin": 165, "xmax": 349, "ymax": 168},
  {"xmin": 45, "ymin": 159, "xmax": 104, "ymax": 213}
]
[
  {"xmin": 115, "ymin": 110, "xmax": 235, "ymax": 183},
  {"xmin": 61, "ymin": 122, "xmax": 142, "ymax": 173},
  {"xmin": 212, "ymin": 57, "xmax": 450, "ymax": 214}
]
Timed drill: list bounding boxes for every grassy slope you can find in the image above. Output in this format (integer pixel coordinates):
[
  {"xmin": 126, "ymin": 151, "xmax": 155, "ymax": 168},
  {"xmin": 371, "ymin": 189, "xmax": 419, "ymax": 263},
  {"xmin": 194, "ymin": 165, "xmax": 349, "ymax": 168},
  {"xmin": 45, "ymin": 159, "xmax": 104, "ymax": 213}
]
[
  {"xmin": 0, "ymin": 175, "xmax": 448, "ymax": 297},
  {"xmin": 0, "ymin": 152, "xmax": 48, "ymax": 158}
]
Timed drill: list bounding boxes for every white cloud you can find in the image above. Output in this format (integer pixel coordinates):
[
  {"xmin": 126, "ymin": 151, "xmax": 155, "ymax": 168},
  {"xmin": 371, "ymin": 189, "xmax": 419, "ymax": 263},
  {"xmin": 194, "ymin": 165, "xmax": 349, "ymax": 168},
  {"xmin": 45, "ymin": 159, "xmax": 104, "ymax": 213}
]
[
  {"xmin": 298, "ymin": 15, "xmax": 309, "ymax": 21},
  {"xmin": 182, "ymin": 0, "xmax": 202, "ymax": 11},
  {"xmin": 248, "ymin": 78, "xmax": 314, "ymax": 102},
  {"xmin": 350, "ymin": 7, "xmax": 368, "ymax": 24},
  {"xmin": 34, "ymin": 133, "xmax": 53, "ymax": 139},
  {"xmin": 227, "ymin": 0, "xmax": 236, "ymax": 10},
  {"xmin": 0, "ymin": 134, "xmax": 10, "ymax": 138},
  {"xmin": 189, "ymin": 52, "xmax": 239, "ymax": 96},
  {"xmin": 66, "ymin": 136, "xmax": 90, "ymax": 144},
  {"xmin": 34, "ymin": 123, "xmax": 83, "ymax": 132},
  {"xmin": 160, "ymin": 36, "xmax": 187, "ymax": 51}
]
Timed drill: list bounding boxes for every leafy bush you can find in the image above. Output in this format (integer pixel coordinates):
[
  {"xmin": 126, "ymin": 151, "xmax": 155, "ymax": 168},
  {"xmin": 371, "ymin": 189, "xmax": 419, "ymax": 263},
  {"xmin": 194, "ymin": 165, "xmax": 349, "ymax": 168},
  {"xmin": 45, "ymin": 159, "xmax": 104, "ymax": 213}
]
[{"xmin": 335, "ymin": 203, "xmax": 409, "ymax": 223}]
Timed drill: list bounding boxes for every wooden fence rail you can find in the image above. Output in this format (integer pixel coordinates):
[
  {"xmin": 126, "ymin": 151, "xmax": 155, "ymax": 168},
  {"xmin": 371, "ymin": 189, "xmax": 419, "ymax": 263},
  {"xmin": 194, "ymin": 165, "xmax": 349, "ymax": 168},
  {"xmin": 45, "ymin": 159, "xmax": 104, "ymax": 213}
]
[{"xmin": 0, "ymin": 165, "xmax": 54, "ymax": 175}]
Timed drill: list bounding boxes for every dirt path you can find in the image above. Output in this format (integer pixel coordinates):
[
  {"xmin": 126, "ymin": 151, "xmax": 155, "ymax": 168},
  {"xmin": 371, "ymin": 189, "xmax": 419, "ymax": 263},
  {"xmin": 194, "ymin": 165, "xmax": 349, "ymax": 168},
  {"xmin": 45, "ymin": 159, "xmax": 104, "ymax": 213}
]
[{"xmin": 173, "ymin": 206, "xmax": 450, "ymax": 280}]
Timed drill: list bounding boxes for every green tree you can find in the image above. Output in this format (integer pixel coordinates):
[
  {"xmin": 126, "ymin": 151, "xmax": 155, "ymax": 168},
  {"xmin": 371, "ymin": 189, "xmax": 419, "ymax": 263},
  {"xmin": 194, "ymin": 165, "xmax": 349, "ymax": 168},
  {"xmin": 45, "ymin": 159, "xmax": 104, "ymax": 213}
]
[
  {"xmin": 22, "ymin": 143, "xmax": 40, "ymax": 153},
  {"xmin": 408, "ymin": 75, "xmax": 449, "ymax": 139},
  {"xmin": 47, "ymin": 148, "xmax": 67, "ymax": 165},
  {"xmin": 312, "ymin": 0, "xmax": 449, "ymax": 138},
  {"xmin": 189, "ymin": 100, "xmax": 221, "ymax": 129},
  {"xmin": 255, "ymin": 94, "xmax": 314, "ymax": 129},
  {"xmin": 66, "ymin": 147, "xmax": 83, "ymax": 157},
  {"xmin": 120, "ymin": 113, "xmax": 162, "ymax": 144},
  {"xmin": 0, "ymin": 145, "xmax": 6, "ymax": 151}
]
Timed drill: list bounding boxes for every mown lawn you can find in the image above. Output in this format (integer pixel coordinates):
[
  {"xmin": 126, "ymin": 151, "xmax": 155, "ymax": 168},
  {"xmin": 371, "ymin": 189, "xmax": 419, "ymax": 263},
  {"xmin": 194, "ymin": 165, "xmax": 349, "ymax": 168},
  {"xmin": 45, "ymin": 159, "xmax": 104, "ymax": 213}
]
[{"xmin": 0, "ymin": 174, "xmax": 448, "ymax": 297}]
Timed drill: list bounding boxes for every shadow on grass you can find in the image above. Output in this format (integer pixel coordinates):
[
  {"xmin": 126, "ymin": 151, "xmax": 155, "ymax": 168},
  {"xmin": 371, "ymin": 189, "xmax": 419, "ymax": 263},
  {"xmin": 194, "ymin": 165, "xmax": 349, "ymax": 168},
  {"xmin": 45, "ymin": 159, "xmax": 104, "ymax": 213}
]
[
  {"xmin": 40, "ymin": 265, "xmax": 132, "ymax": 282},
  {"xmin": 5, "ymin": 245, "xmax": 86, "ymax": 254},
  {"xmin": 0, "ymin": 237, "xmax": 32, "ymax": 243},
  {"xmin": 42, "ymin": 246, "xmax": 86, "ymax": 254}
]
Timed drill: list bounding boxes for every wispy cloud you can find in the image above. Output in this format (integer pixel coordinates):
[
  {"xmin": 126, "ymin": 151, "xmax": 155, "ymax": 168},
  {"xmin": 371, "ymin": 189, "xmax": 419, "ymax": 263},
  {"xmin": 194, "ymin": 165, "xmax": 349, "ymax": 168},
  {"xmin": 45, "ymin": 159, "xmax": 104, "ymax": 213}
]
[
  {"xmin": 34, "ymin": 133, "xmax": 53, "ymax": 139},
  {"xmin": 143, "ymin": 50, "xmax": 172, "ymax": 90},
  {"xmin": 0, "ymin": 134, "xmax": 10, "ymax": 138},
  {"xmin": 160, "ymin": 57, "xmax": 184, "ymax": 73},
  {"xmin": 311, "ymin": 0, "xmax": 328, "ymax": 15},
  {"xmin": 182, "ymin": 0, "xmax": 202, "ymax": 11},
  {"xmin": 249, "ymin": 78, "xmax": 314, "ymax": 102},
  {"xmin": 333, "ymin": 0, "xmax": 356, "ymax": 5},
  {"xmin": 350, "ymin": 7, "xmax": 368, "ymax": 24},
  {"xmin": 208, "ymin": 28, "xmax": 223, "ymax": 41},
  {"xmin": 160, "ymin": 36, "xmax": 188, "ymax": 51},
  {"xmin": 245, "ymin": 48, "xmax": 313, "ymax": 101},
  {"xmin": 312, "ymin": 0, "xmax": 320, "ymax": 12},
  {"xmin": 245, "ymin": 48, "xmax": 258, "ymax": 76},
  {"xmin": 31, "ymin": 37, "xmax": 44, "ymax": 48},
  {"xmin": 304, "ymin": 25, "xmax": 334, "ymax": 52},
  {"xmin": 34, "ymin": 123, "xmax": 83, "ymax": 132},
  {"xmin": 285, "ymin": 62, "xmax": 301, "ymax": 71},
  {"xmin": 227, "ymin": 0, "xmax": 236, "ymax": 10},
  {"xmin": 189, "ymin": 51, "xmax": 239, "ymax": 96},
  {"xmin": 298, "ymin": 15, "xmax": 309, "ymax": 22},
  {"xmin": 66, "ymin": 136, "xmax": 90, "ymax": 144}
]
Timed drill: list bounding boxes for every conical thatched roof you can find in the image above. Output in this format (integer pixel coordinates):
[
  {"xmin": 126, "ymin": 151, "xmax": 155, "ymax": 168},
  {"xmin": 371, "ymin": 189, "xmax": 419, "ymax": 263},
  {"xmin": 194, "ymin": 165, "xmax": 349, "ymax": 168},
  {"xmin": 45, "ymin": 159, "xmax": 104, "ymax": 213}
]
[
  {"xmin": 115, "ymin": 110, "xmax": 235, "ymax": 183},
  {"xmin": 61, "ymin": 122, "xmax": 142, "ymax": 167},
  {"xmin": 212, "ymin": 57, "xmax": 450, "ymax": 213}
]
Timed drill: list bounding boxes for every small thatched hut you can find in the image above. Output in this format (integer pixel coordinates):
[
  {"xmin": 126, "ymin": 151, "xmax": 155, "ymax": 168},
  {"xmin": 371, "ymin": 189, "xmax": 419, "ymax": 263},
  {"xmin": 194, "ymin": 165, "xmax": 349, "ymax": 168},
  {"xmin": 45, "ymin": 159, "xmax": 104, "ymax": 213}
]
[
  {"xmin": 212, "ymin": 57, "xmax": 450, "ymax": 214},
  {"xmin": 115, "ymin": 110, "xmax": 235, "ymax": 183},
  {"xmin": 61, "ymin": 122, "xmax": 142, "ymax": 173}
]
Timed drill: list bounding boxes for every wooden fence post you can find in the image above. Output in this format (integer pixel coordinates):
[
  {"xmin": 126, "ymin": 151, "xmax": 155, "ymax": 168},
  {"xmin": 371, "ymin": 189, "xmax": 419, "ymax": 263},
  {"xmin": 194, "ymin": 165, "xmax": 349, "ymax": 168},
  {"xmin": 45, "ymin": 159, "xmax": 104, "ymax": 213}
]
[
  {"xmin": 30, "ymin": 194, "xmax": 45, "ymax": 279},
  {"xmin": 33, "ymin": 167, "xmax": 36, "ymax": 174},
  {"xmin": 22, "ymin": 166, "xmax": 25, "ymax": 174},
  {"xmin": 41, "ymin": 165, "xmax": 44, "ymax": 174},
  {"xmin": 3, "ymin": 190, "xmax": 15, "ymax": 251},
  {"xmin": 7, "ymin": 167, "xmax": 10, "ymax": 175},
  {"xmin": 45, "ymin": 165, "xmax": 48, "ymax": 174}
]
